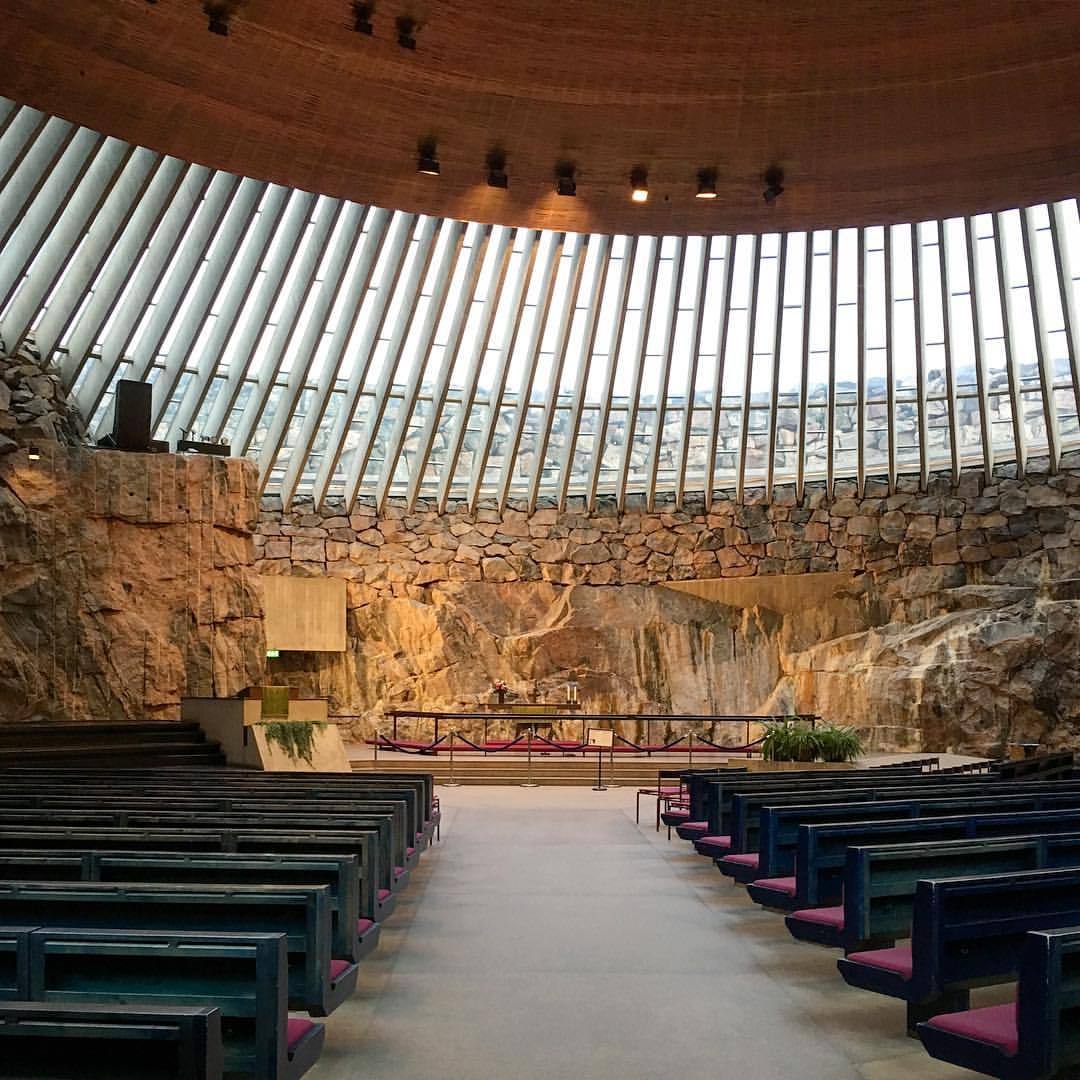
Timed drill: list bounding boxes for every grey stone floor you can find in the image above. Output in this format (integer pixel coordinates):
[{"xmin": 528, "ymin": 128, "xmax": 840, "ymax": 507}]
[{"xmin": 309, "ymin": 786, "xmax": 991, "ymax": 1079}]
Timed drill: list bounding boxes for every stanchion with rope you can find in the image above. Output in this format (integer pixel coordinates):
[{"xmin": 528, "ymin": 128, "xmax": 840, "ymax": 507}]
[
  {"xmin": 592, "ymin": 744, "xmax": 607, "ymax": 791},
  {"xmin": 688, "ymin": 730, "xmax": 694, "ymax": 769},
  {"xmin": 443, "ymin": 729, "xmax": 461, "ymax": 787},
  {"xmin": 521, "ymin": 724, "xmax": 538, "ymax": 788},
  {"xmin": 374, "ymin": 731, "xmax": 380, "ymax": 763}
]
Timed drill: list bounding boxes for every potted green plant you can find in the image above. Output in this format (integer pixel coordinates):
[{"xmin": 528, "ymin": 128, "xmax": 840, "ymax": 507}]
[
  {"xmin": 761, "ymin": 719, "xmax": 820, "ymax": 763},
  {"xmin": 814, "ymin": 724, "xmax": 863, "ymax": 763}
]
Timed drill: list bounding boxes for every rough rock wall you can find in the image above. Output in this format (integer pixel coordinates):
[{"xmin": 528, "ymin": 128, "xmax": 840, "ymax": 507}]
[
  {"xmin": 0, "ymin": 342, "xmax": 265, "ymax": 720},
  {"xmin": 258, "ymin": 459, "xmax": 1080, "ymax": 754}
]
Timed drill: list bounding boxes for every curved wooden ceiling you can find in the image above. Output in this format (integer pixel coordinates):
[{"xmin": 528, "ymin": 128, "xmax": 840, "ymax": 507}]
[{"xmin": 2, "ymin": 0, "xmax": 1080, "ymax": 235}]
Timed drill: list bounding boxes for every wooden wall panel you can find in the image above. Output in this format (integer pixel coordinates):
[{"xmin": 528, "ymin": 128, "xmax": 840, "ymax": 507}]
[
  {"xmin": 1, "ymin": 0, "xmax": 1079, "ymax": 235},
  {"xmin": 262, "ymin": 575, "xmax": 346, "ymax": 653}
]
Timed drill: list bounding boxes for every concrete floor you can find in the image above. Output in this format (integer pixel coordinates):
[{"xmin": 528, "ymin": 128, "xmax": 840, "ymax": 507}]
[{"xmin": 309, "ymin": 786, "xmax": 993, "ymax": 1080}]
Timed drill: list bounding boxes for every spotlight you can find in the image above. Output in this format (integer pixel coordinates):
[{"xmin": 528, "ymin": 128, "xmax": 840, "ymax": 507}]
[
  {"xmin": 417, "ymin": 139, "xmax": 440, "ymax": 176},
  {"xmin": 486, "ymin": 149, "xmax": 508, "ymax": 189},
  {"xmin": 630, "ymin": 166, "xmax": 649, "ymax": 203},
  {"xmin": 203, "ymin": 1, "xmax": 232, "ymax": 35},
  {"xmin": 696, "ymin": 167, "xmax": 718, "ymax": 199},
  {"xmin": 351, "ymin": 1, "xmax": 374, "ymax": 34},
  {"xmin": 763, "ymin": 165, "xmax": 785, "ymax": 204},
  {"xmin": 555, "ymin": 163, "xmax": 577, "ymax": 197},
  {"xmin": 27, "ymin": 445, "xmax": 41, "ymax": 462},
  {"xmin": 396, "ymin": 14, "xmax": 418, "ymax": 49}
]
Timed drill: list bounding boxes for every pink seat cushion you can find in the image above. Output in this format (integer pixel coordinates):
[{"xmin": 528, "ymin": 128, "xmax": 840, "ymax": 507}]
[
  {"xmin": 699, "ymin": 835, "xmax": 731, "ymax": 848},
  {"xmin": 329, "ymin": 959, "xmax": 353, "ymax": 981},
  {"xmin": 394, "ymin": 866, "xmax": 406, "ymax": 878},
  {"xmin": 754, "ymin": 876, "xmax": 797, "ymax": 896},
  {"xmin": 406, "ymin": 846, "xmax": 415, "ymax": 856},
  {"xmin": 925, "ymin": 1003, "xmax": 1018, "ymax": 1056},
  {"xmin": 846, "ymin": 944, "xmax": 913, "ymax": 980},
  {"xmin": 791, "ymin": 905, "xmax": 845, "ymax": 929},
  {"xmin": 681, "ymin": 821, "xmax": 708, "ymax": 833},
  {"xmin": 377, "ymin": 889, "xmax": 391, "ymax": 902},
  {"xmin": 722, "ymin": 853, "xmax": 760, "ymax": 869},
  {"xmin": 287, "ymin": 1017, "xmax": 316, "ymax": 1051},
  {"xmin": 357, "ymin": 918, "xmax": 375, "ymax": 935},
  {"xmin": 666, "ymin": 808, "xmax": 691, "ymax": 819}
]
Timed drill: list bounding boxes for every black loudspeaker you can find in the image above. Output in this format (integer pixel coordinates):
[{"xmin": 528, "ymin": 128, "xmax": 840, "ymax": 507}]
[{"xmin": 112, "ymin": 379, "xmax": 152, "ymax": 451}]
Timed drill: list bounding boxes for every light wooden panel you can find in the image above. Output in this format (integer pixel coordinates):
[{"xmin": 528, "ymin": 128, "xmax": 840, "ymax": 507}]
[
  {"xmin": 262, "ymin": 575, "xmax": 346, "ymax": 652},
  {"xmin": 2, "ymin": 0, "xmax": 1080, "ymax": 235}
]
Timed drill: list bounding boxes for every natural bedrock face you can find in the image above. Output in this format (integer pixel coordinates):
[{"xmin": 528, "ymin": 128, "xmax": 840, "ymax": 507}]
[{"xmin": 0, "ymin": 446, "xmax": 266, "ymax": 721}]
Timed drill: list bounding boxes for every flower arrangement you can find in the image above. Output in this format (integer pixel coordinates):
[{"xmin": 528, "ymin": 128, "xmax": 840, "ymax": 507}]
[{"xmin": 492, "ymin": 680, "xmax": 507, "ymax": 693}]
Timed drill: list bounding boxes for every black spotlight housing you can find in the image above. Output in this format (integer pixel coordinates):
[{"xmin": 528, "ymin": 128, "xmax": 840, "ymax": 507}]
[
  {"xmin": 763, "ymin": 165, "xmax": 785, "ymax": 204},
  {"xmin": 204, "ymin": 1, "xmax": 232, "ymax": 35},
  {"xmin": 351, "ymin": 1, "xmax": 374, "ymax": 34},
  {"xmin": 696, "ymin": 167, "xmax": 718, "ymax": 199},
  {"xmin": 486, "ymin": 149, "xmax": 508, "ymax": 189},
  {"xmin": 396, "ymin": 14, "xmax": 418, "ymax": 49},
  {"xmin": 555, "ymin": 162, "xmax": 577, "ymax": 197},
  {"xmin": 417, "ymin": 138, "xmax": 440, "ymax": 176},
  {"xmin": 26, "ymin": 445, "xmax": 41, "ymax": 462},
  {"xmin": 630, "ymin": 165, "xmax": 649, "ymax": 203}
]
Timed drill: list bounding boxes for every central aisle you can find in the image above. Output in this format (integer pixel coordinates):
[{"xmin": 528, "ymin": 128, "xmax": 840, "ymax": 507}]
[{"xmin": 310, "ymin": 786, "xmax": 971, "ymax": 1080}]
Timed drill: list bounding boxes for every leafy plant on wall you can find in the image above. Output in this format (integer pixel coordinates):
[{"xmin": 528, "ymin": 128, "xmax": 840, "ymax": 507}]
[{"xmin": 263, "ymin": 721, "xmax": 325, "ymax": 765}]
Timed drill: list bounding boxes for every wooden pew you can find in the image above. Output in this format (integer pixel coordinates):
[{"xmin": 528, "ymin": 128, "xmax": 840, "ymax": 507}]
[
  {"xmin": 0, "ymin": 794, "xmax": 410, "ymax": 885},
  {"xmin": 676, "ymin": 766, "xmax": 934, "ymax": 839},
  {"xmin": 918, "ymin": 925, "xmax": 1080, "ymax": 1080},
  {"xmin": 787, "ymin": 826, "xmax": 1080, "ymax": 951},
  {"xmin": 837, "ymin": 866, "xmax": 1080, "ymax": 1032},
  {"xmin": 715, "ymin": 778, "xmax": 1080, "ymax": 860},
  {"xmin": 0, "ymin": 850, "xmax": 375, "ymax": 963},
  {"xmin": 0, "ymin": 809, "xmax": 399, "ymax": 904},
  {"xmin": 0, "ymin": 924, "xmax": 33, "ymax": 999},
  {"xmin": 720, "ymin": 788, "xmax": 1080, "ymax": 883},
  {"xmin": 0, "ymin": 881, "xmax": 355, "ymax": 1017},
  {"xmin": 694, "ymin": 768, "xmax": 989, "ymax": 845},
  {"xmin": 0, "ymin": 826, "xmax": 393, "ymax": 922},
  {"xmin": 780, "ymin": 808, "xmax": 1080, "ymax": 914},
  {"xmin": 24, "ymin": 928, "xmax": 323, "ymax": 1079},
  {"xmin": 0, "ymin": 1000, "xmax": 223, "ymax": 1079},
  {"xmin": 0, "ymin": 770, "xmax": 439, "ymax": 843}
]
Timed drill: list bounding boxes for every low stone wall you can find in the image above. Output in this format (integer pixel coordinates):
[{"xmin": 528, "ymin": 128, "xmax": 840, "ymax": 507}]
[{"xmin": 254, "ymin": 457, "xmax": 1080, "ymax": 593}]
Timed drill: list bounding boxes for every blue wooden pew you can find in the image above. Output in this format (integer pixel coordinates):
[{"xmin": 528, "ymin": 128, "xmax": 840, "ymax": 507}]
[
  {"xmin": 0, "ymin": 1000, "xmax": 223, "ymax": 1079},
  {"xmin": 721, "ymin": 789, "xmax": 1080, "ymax": 883},
  {"xmin": 0, "ymin": 825, "xmax": 393, "ymax": 922},
  {"xmin": 838, "ymin": 866, "xmax": 1080, "ymax": 1031},
  {"xmin": 0, "ymin": 880, "xmax": 355, "ymax": 1017},
  {"xmin": 0, "ymin": 924, "xmax": 33, "ymax": 1000},
  {"xmin": 25, "ymin": 927, "xmax": 323, "ymax": 1079},
  {"xmin": 777, "ymin": 807, "xmax": 1080, "ymax": 930},
  {"xmin": 0, "ymin": 850, "xmax": 377, "ymax": 964},
  {"xmin": 918, "ymin": 926, "xmax": 1080, "ymax": 1079}
]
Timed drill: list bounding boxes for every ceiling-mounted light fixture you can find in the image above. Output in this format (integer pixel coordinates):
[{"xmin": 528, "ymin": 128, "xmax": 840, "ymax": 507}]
[
  {"xmin": 486, "ymin": 149, "xmax": 508, "ymax": 189},
  {"xmin": 417, "ymin": 138, "xmax": 440, "ymax": 176},
  {"xmin": 763, "ymin": 165, "xmax": 785, "ymax": 204},
  {"xmin": 396, "ymin": 14, "xmax": 418, "ymax": 49},
  {"xmin": 696, "ymin": 167, "xmax": 718, "ymax": 199},
  {"xmin": 351, "ymin": 0, "xmax": 374, "ymax": 34},
  {"xmin": 555, "ymin": 162, "xmax": 577, "ymax": 197},
  {"xmin": 630, "ymin": 166, "xmax": 649, "ymax": 203},
  {"xmin": 203, "ymin": 0, "xmax": 235, "ymax": 35}
]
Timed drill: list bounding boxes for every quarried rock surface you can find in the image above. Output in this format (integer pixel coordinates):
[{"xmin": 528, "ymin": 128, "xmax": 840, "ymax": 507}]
[{"xmin": 0, "ymin": 448, "xmax": 265, "ymax": 720}]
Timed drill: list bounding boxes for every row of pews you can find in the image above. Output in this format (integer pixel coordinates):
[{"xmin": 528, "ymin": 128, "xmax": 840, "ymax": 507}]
[
  {"xmin": 663, "ymin": 753, "xmax": 1080, "ymax": 1079},
  {"xmin": 0, "ymin": 764, "xmax": 439, "ymax": 1079}
]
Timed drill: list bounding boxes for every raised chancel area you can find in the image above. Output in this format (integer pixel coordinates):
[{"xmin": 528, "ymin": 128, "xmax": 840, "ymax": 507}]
[{"xmin": 4, "ymin": 0, "xmax": 1080, "ymax": 1076}]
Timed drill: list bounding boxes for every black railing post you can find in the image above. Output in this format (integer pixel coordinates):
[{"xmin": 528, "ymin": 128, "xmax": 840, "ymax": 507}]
[{"xmin": 393, "ymin": 713, "xmax": 399, "ymax": 740}]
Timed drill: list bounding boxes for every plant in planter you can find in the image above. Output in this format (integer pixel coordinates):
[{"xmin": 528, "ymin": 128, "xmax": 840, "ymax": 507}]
[
  {"xmin": 760, "ymin": 719, "xmax": 820, "ymax": 762},
  {"xmin": 814, "ymin": 724, "xmax": 864, "ymax": 763},
  {"xmin": 263, "ymin": 721, "xmax": 325, "ymax": 766}
]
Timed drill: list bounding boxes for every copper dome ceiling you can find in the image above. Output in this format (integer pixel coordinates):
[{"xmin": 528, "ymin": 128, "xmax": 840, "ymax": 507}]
[{"xmin": 1, "ymin": 0, "xmax": 1080, "ymax": 235}]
